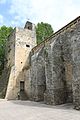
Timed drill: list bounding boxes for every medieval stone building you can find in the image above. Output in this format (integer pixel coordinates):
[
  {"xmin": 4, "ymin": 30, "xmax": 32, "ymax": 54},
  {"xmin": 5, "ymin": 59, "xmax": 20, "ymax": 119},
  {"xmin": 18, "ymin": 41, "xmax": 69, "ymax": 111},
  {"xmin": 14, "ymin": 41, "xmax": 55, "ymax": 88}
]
[{"xmin": 0, "ymin": 16, "xmax": 80, "ymax": 110}]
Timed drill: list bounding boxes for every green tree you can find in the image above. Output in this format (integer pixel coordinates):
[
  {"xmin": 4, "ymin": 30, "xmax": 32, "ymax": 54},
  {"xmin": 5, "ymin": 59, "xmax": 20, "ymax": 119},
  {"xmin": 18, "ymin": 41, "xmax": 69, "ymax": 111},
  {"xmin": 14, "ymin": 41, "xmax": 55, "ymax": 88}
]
[
  {"xmin": 0, "ymin": 26, "xmax": 13, "ymax": 74},
  {"xmin": 36, "ymin": 22, "xmax": 54, "ymax": 44}
]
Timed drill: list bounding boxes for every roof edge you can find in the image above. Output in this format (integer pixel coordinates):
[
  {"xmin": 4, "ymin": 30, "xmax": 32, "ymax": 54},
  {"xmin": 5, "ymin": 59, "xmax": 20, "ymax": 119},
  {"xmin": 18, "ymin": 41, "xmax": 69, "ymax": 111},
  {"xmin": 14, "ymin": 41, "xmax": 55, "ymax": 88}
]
[{"xmin": 32, "ymin": 16, "xmax": 80, "ymax": 52}]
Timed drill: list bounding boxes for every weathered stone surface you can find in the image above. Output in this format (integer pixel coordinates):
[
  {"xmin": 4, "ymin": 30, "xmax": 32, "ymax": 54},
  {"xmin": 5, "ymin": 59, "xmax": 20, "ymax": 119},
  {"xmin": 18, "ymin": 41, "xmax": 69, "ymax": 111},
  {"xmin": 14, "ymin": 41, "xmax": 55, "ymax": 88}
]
[
  {"xmin": 30, "ymin": 17, "xmax": 80, "ymax": 109},
  {"xmin": 43, "ymin": 36, "xmax": 67, "ymax": 105},
  {"xmin": 71, "ymin": 23, "xmax": 80, "ymax": 109},
  {"xmin": 5, "ymin": 22, "xmax": 36, "ymax": 100},
  {"xmin": 30, "ymin": 46, "xmax": 46, "ymax": 101},
  {"xmin": 0, "ymin": 67, "xmax": 11, "ymax": 98}
]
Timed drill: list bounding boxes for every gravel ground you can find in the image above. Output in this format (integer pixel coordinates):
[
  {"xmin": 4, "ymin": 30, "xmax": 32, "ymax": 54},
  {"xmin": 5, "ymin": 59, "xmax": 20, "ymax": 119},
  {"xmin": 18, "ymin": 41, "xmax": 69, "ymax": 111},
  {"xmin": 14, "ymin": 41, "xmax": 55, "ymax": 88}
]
[{"xmin": 0, "ymin": 100, "xmax": 80, "ymax": 120}]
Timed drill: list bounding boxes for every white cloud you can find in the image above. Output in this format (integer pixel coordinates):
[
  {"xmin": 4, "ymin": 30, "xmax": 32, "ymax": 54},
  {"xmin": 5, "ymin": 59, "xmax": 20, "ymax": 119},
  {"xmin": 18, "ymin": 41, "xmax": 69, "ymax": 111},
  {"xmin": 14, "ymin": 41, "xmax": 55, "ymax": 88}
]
[
  {"xmin": 0, "ymin": 0, "xmax": 6, "ymax": 4},
  {"xmin": 11, "ymin": 20, "xmax": 19, "ymax": 26},
  {"xmin": 9, "ymin": 0, "xmax": 80, "ymax": 31},
  {"xmin": 11, "ymin": 16, "xmax": 21, "ymax": 26},
  {"xmin": 0, "ymin": 14, "xmax": 4, "ymax": 25},
  {"xmin": 9, "ymin": 0, "xmax": 33, "ymax": 26}
]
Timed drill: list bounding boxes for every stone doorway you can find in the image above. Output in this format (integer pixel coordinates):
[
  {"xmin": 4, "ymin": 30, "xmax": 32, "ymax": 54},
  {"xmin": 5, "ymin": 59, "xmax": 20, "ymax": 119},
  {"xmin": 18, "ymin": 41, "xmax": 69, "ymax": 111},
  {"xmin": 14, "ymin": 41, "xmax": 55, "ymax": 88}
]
[
  {"xmin": 20, "ymin": 81, "xmax": 24, "ymax": 91},
  {"xmin": 19, "ymin": 81, "xmax": 27, "ymax": 100}
]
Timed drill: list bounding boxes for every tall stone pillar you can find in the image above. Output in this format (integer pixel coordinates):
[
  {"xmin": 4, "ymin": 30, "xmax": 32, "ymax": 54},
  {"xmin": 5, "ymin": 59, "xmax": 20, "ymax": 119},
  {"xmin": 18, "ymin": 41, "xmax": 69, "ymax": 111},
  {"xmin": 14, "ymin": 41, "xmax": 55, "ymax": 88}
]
[
  {"xmin": 44, "ymin": 37, "xmax": 66, "ymax": 105},
  {"xmin": 72, "ymin": 32, "xmax": 80, "ymax": 109},
  {"xmin": 30, "ymin": 46, "xmax": 46, "ymax": 101}
]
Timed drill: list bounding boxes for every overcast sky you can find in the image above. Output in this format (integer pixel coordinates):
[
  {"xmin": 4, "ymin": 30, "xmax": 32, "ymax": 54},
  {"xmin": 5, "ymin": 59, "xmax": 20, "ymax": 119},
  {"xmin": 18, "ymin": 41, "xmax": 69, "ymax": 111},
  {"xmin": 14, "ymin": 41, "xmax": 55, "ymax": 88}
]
[{"xmin": 0, "ymin": 0, "xmax": 80, "ymax": 31}]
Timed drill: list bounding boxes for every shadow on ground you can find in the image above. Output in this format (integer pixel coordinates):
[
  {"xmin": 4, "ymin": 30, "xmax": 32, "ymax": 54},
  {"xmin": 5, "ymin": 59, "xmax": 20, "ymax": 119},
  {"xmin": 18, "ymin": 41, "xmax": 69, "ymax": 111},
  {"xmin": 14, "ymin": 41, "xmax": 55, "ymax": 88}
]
[{"xmin": 10, "ymin": 100, "xmax": 74, "ymax": 110}]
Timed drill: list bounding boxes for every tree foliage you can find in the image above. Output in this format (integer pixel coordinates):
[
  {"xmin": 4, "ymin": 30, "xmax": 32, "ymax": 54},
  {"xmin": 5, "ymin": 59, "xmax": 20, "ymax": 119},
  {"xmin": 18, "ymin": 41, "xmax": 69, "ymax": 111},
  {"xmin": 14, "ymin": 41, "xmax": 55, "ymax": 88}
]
[
  {"xmin": 36, "ymin": 22, "xmax": 54, "ymax": 44},
  {"xmin": 0, "ymin": 26, "xmax": 13, "ymax": 74}
]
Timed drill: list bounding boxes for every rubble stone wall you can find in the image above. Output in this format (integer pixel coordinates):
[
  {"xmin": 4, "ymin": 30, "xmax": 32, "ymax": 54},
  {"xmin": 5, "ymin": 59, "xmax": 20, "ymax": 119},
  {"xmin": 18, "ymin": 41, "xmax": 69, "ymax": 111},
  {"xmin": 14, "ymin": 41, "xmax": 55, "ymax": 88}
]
[{"xmin": 30, "ymin": 18, "xmax": 80, "ymax": 109}]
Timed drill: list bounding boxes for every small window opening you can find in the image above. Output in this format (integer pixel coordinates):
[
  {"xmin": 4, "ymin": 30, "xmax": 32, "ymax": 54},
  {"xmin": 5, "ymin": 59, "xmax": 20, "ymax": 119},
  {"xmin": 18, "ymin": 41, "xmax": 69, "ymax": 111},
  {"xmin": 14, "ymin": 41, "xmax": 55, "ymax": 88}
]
[
  {"xmin": 26, "ymin": 44, "xmax": 30, "ymax": 47},
  {"xmin": 21, "ymin": 62, "xmax": 22, "ymax": 64},
  {"xmin": 20, "ymin": 81, "xmax": 24, "ymax": 91},
  {"xmin": 27, "ymin": 25, "xmax": 32, "ymax": 30},
  {"xmin": 28, "ymin": 27, "xmax": 30, "ymax": 29}
]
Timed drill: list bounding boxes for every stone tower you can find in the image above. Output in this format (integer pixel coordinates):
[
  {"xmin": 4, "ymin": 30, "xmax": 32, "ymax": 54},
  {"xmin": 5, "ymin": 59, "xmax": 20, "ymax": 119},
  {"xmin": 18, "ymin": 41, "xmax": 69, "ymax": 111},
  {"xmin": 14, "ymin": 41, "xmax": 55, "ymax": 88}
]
[{"xmin": 5, "ymin": 21, "xmax": 36, "ymax": 100}]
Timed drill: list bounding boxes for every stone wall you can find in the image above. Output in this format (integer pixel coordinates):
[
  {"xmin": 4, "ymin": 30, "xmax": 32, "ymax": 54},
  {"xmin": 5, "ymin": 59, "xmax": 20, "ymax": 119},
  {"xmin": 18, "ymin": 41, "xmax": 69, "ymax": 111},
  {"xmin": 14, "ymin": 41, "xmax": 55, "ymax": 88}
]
[
  {"xmin": 5, "ymin": 29, "xmax": 16, "ymax": 99},
  {"xmin": 71, "ymin": 23, "xmax": 80, "ymax": 109},
  {"xmin": 5, "ymin": 22, "xmax": 36, "ymax": 100},
  {"xmin": 0, "ymin": 67, "xmax": 11, "ymax": 98},
  {"xmin": 44, "ymin": 36, "xmax": 67, "ymax": 105},
  {"xmin": 30, "ymin": 45, "xmax": 46, "ymax": 101},
  {"xmin": 0, "ymin": 29, "xmax": 15, "ymax": 98},
  {"xmin": 30, "ymin": 17, "xmax": 80, "ymax": 109}
]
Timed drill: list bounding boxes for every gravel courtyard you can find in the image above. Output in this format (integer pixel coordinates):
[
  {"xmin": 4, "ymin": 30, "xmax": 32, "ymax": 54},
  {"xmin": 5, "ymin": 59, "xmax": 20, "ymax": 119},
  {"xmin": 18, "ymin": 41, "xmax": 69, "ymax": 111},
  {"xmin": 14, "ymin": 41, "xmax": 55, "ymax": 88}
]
[{"xmin": 0, "ymin": 100, "xmax": 80, "ymax": 120}]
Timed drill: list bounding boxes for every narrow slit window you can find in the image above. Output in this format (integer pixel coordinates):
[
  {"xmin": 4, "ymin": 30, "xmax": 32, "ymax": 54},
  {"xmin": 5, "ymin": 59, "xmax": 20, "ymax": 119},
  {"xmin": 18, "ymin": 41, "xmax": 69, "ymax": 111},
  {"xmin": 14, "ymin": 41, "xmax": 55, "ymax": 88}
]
[{"xmin": 20, "ymin": 81, "xmax": 24, "ymax": 91}]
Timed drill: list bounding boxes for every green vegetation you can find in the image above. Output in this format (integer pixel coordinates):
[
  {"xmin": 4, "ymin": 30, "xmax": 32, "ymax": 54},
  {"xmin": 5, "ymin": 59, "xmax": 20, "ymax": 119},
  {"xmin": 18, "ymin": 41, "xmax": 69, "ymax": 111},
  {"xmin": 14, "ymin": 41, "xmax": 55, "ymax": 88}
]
[
  {"xmin": 36, "ymin": 22, "xmax": 54, "ymax": 44},
  {"xmin": 0, "ymin": 26, "xmax": 13, "ymax": 75}
]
